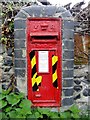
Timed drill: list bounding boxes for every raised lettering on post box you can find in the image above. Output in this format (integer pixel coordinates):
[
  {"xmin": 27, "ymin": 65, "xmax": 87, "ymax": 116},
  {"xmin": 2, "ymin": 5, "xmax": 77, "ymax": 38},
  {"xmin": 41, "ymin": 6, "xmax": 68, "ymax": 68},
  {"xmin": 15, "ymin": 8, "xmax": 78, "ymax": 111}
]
[{"xmin": 27, "ymin": 18, "xmax": 62, "ymax": 107}]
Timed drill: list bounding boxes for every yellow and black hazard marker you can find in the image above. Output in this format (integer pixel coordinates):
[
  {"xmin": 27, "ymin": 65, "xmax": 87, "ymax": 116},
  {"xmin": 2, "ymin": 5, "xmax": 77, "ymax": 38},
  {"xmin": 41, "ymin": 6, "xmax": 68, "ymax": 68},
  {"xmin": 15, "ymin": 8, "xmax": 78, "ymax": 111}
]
[
  {"xmin": 52, "ymin": 55, "xmax": 58, "ymax": 88},
  {"xmin": 29, "ymin": 50, "xmax": 42, "ymax": 91}
]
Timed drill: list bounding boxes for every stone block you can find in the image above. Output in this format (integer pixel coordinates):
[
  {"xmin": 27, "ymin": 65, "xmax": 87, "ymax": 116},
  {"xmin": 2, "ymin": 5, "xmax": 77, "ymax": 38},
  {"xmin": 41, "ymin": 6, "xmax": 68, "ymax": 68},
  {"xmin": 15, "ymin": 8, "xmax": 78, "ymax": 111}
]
[
  {"xmin": 14, "ymin": 30, "xmax": 25, "ymax": 39},
  {"xmin": 63, "ymin": 40, "xmax": 74, "ymax": 50},
  {"xmin": 15, "ymin": 69, "xmax": 25, "ymax": 77},
  {"xmin": 7, "ymin": 48, "xmax": 13, "ymax": 56},
  {"xmin": 15, "ymin": 11, "xmax": 27, "ymax": 18},
  {"xmin": 63, "ymin": 29, "xmax": 74, "ymax": 39},
  {"xmin": 62, "ymin": 97, "xmax": 74, "ymax": 106},
  {"xmin": 23, "ymin": 6, "xmax": 56, "ymax": 17},
  {"xmin": 63, "ymin": 79, "xmax": 73, "ymax": 87},
  {"xmin": 14, "ymin": 19, "xmax": 26, "ymax": 29},
  {"xmin": 14, "ymin": 50, "xmax": 25, "ymax": 58},
  {"xmin": 14, "ymin": 40, "xmax": 25, "ymax": 48},
  {"xmin": 14, "ymin": 59, "xmax": 26, "ymax": 68},
  {"xmin": 4, "ymin": 57, "xmax": 13, "ymax": 66},
  {"xmin": 56, "ymin": 6, "xmax": 66, "ymax": 13},
  {"xmin": 63, "ymin": 20, "xmax": 74, "ymax": 29},
  {"xmin": 61, "ymin": 11, "xmax": 71, "ymax": 18},
  {"xmin": 63, "ymin": 50, "xmax": 74, "ymax": 59},
  {"xmin": 63, "ymin": 88, "xmax": 73, "ymax": 96},
  {"xmin": 74, "ymin": 85, "xmax": 82, "ymax": 92},
  {"xmin": 62, "ymin": 60, "xmax": 74, "ymax": 69},
  {"xmin": 63, "ymin": 70, "xmax": 73, "ymax": 78}
]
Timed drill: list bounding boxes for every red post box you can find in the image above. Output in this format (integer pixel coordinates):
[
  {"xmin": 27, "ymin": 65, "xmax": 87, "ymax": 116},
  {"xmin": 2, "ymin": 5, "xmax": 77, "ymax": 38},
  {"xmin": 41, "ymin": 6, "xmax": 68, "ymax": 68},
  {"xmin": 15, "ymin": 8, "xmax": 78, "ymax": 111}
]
[{"xmin": 26, "ymin": 18, "xmax": 62, "ymax": 107}]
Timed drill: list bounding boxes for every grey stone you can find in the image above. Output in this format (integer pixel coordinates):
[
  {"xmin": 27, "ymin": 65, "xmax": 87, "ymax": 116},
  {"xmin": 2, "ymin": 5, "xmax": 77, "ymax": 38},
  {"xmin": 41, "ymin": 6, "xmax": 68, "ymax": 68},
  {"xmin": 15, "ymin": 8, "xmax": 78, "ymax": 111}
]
[
  {"xmin": 15, "ymin": 11, "xmax": 27, "ymax": 18},
  {"xmin": 1, "ymin": 75, "xmax": 10, "ymax": 82},
  {"xmin": 63, "ymin": 70, "xmax": 73, "ymax": 78},
  {"xmin": 23, "ymin": 5, "xmax": 57, "ymax": 17},
  {"xmin": 22, "ymin": 6, "xmax": 42, "ymax": 16},
  {"xmin": 63, "ymin": 79, "xmax": 73, "ymax": 87},
  {"xmin": 74, "ymin": 85, "xmax": 82, "ymax": 92},
  {"xmin": 61, "ymin": 10, "xmax": 71, "ymax": 18},
  {"xmin": 85, "ymin": 74, "xmax": 89, "ymax": 81},
  {"xmin": 63, "ymin": 88, "xmax": 73, "ymax": 96},
  {"xmin": 14, "ymin": 30, "xmax": 25, "ymax": 39},
  {"xmin": 83, "ymin": 88, "xmax": 90, "ymax": 96},
  {"xmin": 14, "ymin": 19, "xmax": 26, "ymax": 29},
  {"xmin": 14, "ymin": 50, "xmax": 24, "ymax": 58},
  {"xmin": 63, "ymin": 40, "xmax": 74, "ymax": 50},
  {"xmin": 63, "ymin": 20, "xmax": 74, "ymax": 29},
  {"xmin": 15, "ymin": 60, "xmax": 26, "ymax": 68},
  {"xmin": 56, "ymin": 6, "xmax": 66, "ymax": 13},
  {"xmin": 74, "ymin": 80, "xmax": 81, "ymax": 85},
  {"xmin": 4, "ymin": 57, "xmax": 13, "ymax": 66},
  {"xmin": 44, "ymin": 6, "xmax": 57, "ymax": 16},
  {"xmin": 63, "ymin": 29, "xmax": 74, "ymax": 39},
  {"xmin": 74, "ymin": 65, "xmax": 80, "ymax": 69},
  {"xmin": 62, "ymin": 60, "xmax": 74, "ymax": 69},
  {"xmin": 15, "ymin": 69, "xmax": 25, "ymax": 77},
  {"xmin": 74, "ymin": 94, "xmax": 81, "ymax": 100},
  {"xmin": 4, "ymin": 67, "xmax": 11, "ymax": 72},
  {"xmin": 8, "ymin": 67, "xmax": 14, "ymax": 73},
  {"xmin": 62, "ymin": 97, "xmax": 74, "ymax": 106},
  {"xmin": 14, "ymin": 40, "xmax": 25, "ymax": 48},
  {"xmin": 63, "ymin": 51, "xmax": 74, "ymax": 59},
  {"xmin": 7, "ymin": 48, "xmax": 13, "ymax": 56},
  {"xmin": 0, "ymin": 44, "xmax": 4, "ymax": 54}
]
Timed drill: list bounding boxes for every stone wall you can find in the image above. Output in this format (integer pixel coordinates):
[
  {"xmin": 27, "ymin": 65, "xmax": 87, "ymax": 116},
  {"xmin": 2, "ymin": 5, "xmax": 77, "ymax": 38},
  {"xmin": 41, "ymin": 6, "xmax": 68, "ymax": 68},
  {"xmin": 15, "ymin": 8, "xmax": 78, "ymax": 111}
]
[{"xmin": 14, "ymin": 5, "xmax": 74, "ymax": 107}]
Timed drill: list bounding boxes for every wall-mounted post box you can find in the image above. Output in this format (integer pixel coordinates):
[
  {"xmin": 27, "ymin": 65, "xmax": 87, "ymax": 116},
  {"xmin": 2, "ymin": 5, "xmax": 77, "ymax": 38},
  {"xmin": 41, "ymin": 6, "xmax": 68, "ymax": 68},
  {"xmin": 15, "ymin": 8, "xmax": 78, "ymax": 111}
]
[{"xmin": 27, "ymin": 18, "xmax": 62, "ymax": 107}]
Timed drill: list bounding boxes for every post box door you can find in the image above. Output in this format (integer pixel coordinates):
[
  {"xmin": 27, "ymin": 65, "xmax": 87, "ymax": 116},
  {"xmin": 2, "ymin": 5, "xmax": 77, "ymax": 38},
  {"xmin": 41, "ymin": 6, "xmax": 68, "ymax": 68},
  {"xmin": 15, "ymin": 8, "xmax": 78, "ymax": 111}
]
[
  {"xmin": 27, "ymin": 18, "xmax": 62, "ymax": 107},
  {"xmin": 28, "ymin": 49, "xmax": 61, "ymax": 107}
]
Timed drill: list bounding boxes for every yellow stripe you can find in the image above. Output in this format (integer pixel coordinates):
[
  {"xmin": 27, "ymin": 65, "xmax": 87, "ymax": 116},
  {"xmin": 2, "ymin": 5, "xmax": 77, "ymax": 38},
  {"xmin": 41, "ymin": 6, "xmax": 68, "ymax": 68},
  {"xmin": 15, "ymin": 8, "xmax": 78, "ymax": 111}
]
[
  {"xmin": 31, "ymin": 56, "xmax": 36, "ymax": 69},
  {"xmin": 31, "ymin": 54, "xmax": 42, "ymax": 90},
  {"xmin": 32, "ymin": 72, "xmax": 37, "ymax": 87},
  {"xmin": 32, "ymin": 78, "xmax": 36, "ymax": 87},
  {"xmin": 35, "ymin": 76, "xmax": 42, "ymax": 86},
  {"xmin": 32, "ymin": 75, "xmax": 42, "ymax": 87},
  {"xmin": 52, "ymin": 56, "xmax": 58, "ymax": 66},
  {"xmin": 33, "ymin": 72, "xmax": 37, "ymax": 78},
  {"xmin": 52, "ymin": 70, "xmax": 57, "ymax": 83}
]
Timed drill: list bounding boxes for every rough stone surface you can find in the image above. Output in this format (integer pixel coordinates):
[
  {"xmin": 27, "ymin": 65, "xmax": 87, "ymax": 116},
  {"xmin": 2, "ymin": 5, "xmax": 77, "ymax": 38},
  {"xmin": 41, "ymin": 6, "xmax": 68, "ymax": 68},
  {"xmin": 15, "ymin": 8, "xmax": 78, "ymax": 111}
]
[
  {"xmin": 63, "ymin": 50, "xmax": 74, "ymax": 59},
  {"xmin": 63, "ymin": 20, "xmax": 74, "ymax": 29},
  {"xmin": 63, "ymin": 79, "xmax": 73, "ymax": 87},
  {"xmin": 62, "ymin": 60, "xmax": 74, "ymax": 69},
  {"xmin": 14, "ymin": 19, "xmax": 26, "ymax": 29},
  {"xmin": 15, "ymin": 69, "xmax": 25, "ymax": 77},
  {"xmin": 63, "ymin": 88, "xmax": 73, "ymax": 96},
  {"xmin": 14, "ymin": 30, "xmax": 25, "ymax": 39},
  {"xmin": 14, "ymin": 40, "xmax": 25, "ymax": 48},
  {"xmin": 14, "ymin": 60, "xmax": 26, "ymax": 68},
  {"xmin": 4, "ymin": 57, "xmax": 13, "ymax": 66},
  {"xmin": 63, "ymin": 29, "xmax": 74, "ymax": 39},
  {"xmin": 63, "ymin": 70, "xmax": 73, "ymax": 78},
  {"xmin": 62, "ymin": 97, "xmax": 74, "ymax": 106},
  {"xmin": 74, "ymin": 65, "xmax": 89, "ymax": 110},
  {"xmin": 14, "ymin": 50, "xmax": 25, "ymax": 58},
  {"xmin": 63, "ymin": 40, "xmax": 74, "ymax": 50},
  {"xmin": 74, "ymin": 85, "xmax": 82, "ymax": 92}
]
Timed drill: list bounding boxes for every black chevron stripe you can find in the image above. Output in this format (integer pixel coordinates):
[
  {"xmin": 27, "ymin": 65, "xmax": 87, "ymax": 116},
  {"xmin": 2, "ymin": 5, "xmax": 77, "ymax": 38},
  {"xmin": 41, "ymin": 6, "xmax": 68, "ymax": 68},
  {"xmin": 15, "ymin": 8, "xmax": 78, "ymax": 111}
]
[
  {"xmin": 32, "ymin": 64, "xmax": 37, "ymax": 78},
  {"xmin": 29, "ymin": 50, "xmax": 35, "ymax": 60},
  {"xmin": 52, "ymin": 62, "xmax": 57, "ymax": 74}
]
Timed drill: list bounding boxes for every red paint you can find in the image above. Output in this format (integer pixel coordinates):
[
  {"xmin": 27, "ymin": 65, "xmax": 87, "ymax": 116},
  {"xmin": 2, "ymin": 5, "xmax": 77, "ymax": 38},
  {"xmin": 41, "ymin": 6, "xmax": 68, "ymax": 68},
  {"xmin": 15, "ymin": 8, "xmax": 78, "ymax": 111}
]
[{"xmin": 26, "ymin": 18, "xmax": 62, "ymax": 107}]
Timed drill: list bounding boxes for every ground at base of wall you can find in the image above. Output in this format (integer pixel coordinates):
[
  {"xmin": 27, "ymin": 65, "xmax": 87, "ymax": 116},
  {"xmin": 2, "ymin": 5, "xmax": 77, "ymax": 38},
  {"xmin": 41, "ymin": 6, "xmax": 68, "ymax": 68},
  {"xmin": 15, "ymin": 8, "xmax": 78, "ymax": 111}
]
[{"xmin": 74, "ymin": 64, "xmax": 89, "ymax": 112}]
